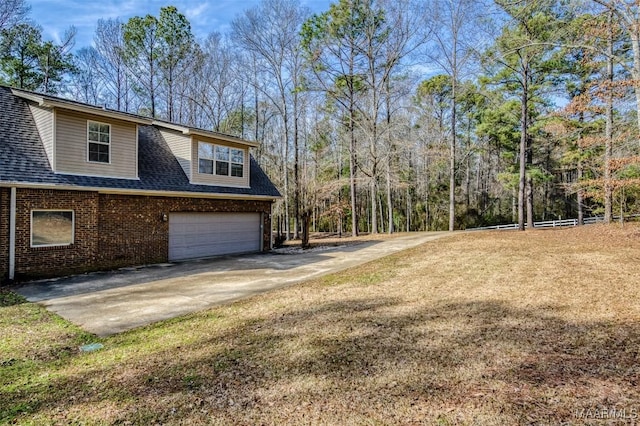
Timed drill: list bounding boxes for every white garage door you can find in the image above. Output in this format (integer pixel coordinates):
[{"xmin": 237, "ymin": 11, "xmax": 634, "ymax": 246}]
[{"xmin": 169, "ymin": 212, "xmax": 262, "ymax": 261}]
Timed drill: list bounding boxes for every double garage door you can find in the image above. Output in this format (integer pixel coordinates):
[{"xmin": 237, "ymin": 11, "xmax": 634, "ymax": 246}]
[{"xmin": 169, "ymin": 212, "xmax": 262, "ymax": 261}]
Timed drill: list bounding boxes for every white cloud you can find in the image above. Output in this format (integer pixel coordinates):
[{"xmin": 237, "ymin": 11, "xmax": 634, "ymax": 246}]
[{"xmin": 185, "ymin": 3, "xmax": 209, "ymax": 20}]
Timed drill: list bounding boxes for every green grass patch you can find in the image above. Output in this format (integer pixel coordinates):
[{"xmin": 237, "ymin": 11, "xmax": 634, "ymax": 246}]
[{"xmin": 0, "ymin": 289, "xmax": 26, "ymax": 307}]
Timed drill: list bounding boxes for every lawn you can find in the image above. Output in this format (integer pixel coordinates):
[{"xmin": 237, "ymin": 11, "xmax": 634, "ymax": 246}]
[{"xmin": 2, "ymin": 224, "xmax": 640, "ymax": 425}]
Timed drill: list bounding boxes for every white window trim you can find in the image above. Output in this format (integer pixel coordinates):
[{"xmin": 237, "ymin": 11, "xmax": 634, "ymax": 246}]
[
  {"xmin": 230, "ymin": 148, "xmax": 244, "ymax": 177},
  {"xmin": 87, "ymin": 120, "xmax": 112, "ymax": 164},
  {"xmin": 30, "ymin": 209, "xmax": 75, "ymax": 248},
  {"xmin": 197, "ymin": 141, "xmax": 245, "ymax": 178},
  {"xmin": 197, "ymin": 141, "xmax": 215, "ymax": 175},
  {"xmin": 215, "ymin": 145, "xmax": 230, "ymax": 176}
]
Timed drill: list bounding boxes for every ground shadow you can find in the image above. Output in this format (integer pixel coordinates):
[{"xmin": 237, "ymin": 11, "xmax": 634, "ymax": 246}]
[{"xmin": 3, "ymin": 296, "xmax": 639, "ymax": 424}]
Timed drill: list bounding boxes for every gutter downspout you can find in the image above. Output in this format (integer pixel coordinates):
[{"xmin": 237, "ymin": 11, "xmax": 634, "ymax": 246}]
[{"xmin": 9, "ymin": 187, "xmax": 16, "ymax": 280}]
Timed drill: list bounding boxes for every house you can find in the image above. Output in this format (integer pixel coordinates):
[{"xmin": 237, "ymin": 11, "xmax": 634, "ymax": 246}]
[{"xmin": 0, "ymin": 86, "xmax": 280, "ymax": 283}]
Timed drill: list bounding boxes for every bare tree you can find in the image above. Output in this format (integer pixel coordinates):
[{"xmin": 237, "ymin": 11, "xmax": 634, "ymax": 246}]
[
  {"xmin": 232, "ymin": 0, "xmax": 309, "ymax": 239},
  {"xmin": 197, "ymin": 33, "xmax": 243, "ymax": 133},
  {"xmin": 426, "ymin": 0, "xmax": 479, "ymax": 231},
  {"xmin": 0, "ymin": 0, "xmax": 28, "ymax": 32},
  {"xmin": 69, "ymin": 46, "xmax": 102, "ymax": 104},
  {"xmin": 301, "ymin": 0, "xmax": 375, "ymax": 237},
  {"xmin": 94, "ymin": 18, "xmax": 131, "ymax": 111},
  {"xmin": 592, "ymin": 0, "xmax": 640, "ymax": 137},
  {"xmin": 379, "ymin": 0, "xmax": 426, "ymax": 233},
  {"xmin": 604, "ymin": 9, "xmax": 614, "ymax": 222}
]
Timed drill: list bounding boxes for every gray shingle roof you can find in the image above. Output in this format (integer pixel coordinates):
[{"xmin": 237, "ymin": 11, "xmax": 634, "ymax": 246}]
[{"xmin": 0, "ymin": 87, "xmax": 280, "ymax": 198}]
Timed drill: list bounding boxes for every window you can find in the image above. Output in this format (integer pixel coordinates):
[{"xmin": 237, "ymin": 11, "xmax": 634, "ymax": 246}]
[
  {"xmin": 230, "ymin": 149, "xmax": 244, "ymax": 177},
  {"xmin": 88, "ymin": 121, "xmax": 110, "ymax": 163},
  {"xmin": 31, "ymin": 210, "xmax": 74, "ymax": 247},
  {"xmin": 215, "ymin": 146, "xmax": 229, "ymax": 175},
  {"xmin": 198, "ymin": 142, "xmax": 214, "ymax": 174},
  {"xmin": 198, "ymin": 142, "xmax": 244, "ymax": 178}
]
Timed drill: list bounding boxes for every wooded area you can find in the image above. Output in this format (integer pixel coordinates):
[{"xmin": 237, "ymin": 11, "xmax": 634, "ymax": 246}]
[{"xmin": 2, "ymin": 0, "xmax": 639, "ymax": 235}]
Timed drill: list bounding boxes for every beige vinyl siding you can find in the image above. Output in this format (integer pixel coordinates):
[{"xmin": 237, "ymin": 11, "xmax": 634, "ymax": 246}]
[
  {"xmin": 28, "ymin": 103, "xmax": 55, "ymax": 169},
  {"xmin": 190, "ymin": 139, "xmax": 250, "ymax": 187},
  {"xmin": 159, "ymin": 128, "xmax": 191, "ymax": 179},
  {"xmin": 55, "ymin": 110, "xmax": 138, "ymax": 179}
]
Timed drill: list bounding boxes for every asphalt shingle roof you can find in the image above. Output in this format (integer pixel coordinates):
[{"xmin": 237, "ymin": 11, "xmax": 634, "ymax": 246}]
[{"xmin": 0, "ymin": 87, "xmax": 280, "ymax": 198}]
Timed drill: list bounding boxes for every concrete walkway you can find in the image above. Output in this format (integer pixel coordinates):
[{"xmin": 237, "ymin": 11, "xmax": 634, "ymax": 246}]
[{"xmin": 13, "ymin": 232, "xmax": 451, "ymax": 336}]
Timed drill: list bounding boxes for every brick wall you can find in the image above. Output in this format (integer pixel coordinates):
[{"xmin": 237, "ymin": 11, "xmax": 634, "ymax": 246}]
[
  {"xmin": 96, "ymin": 194, "xmax": 272, "ymax": 269},
  {"xmin": 0, "ymin": 188, "xmax": 8, "ymax": 282},
  {"xmin": 13, "ymin": 189, "xmax": 99, "ymax": 280},
  {"xmin": 4, "ymin": 188, "xmax": 272, "ymax": 282}
]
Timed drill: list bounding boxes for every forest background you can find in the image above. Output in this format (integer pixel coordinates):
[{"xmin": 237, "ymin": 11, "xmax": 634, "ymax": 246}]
[{"xmin": 2, "ymin": 0, "xmax": 639, "ymax": 237}]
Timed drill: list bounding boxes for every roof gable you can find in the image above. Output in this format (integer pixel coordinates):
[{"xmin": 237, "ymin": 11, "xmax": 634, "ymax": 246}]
[{"xmin": 0, "ymin": 87, "xmax": 280, "ymax": 199}]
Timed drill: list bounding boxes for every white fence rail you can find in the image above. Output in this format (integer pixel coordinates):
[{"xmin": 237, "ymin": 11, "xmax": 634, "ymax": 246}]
[{"xmin": 467, "ymin": 214, "xmax": 640, "ymax": 231}]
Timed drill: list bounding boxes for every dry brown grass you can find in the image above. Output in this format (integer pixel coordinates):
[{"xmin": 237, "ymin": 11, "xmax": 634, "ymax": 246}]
[{"xmin": 2, "ymin": 224, "xmax": 640, "ymax": 425}]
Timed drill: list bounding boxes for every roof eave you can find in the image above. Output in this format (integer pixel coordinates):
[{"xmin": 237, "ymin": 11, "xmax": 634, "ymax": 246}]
[
  {"xmin": 10, "ymin": 88, "xmax": 258, "ymax": 146},
  {"xmin": 153, "ymin": 120, "xmax": 260, "ymax": 148},
  {"xmin": 0, "ymin": 181, "xmax": 280, "ymax": 201},
  {"xmin": 11, "ymin": 89, "xmax": 153, "ymax": 125}
]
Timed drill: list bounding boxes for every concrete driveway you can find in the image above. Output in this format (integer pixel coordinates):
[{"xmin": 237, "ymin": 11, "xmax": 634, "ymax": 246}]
[{"xmin": 13, "ymin": 232, "xmax": 450, "ymax": 336}]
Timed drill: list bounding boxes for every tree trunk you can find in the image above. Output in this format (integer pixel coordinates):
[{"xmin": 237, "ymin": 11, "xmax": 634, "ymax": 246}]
[
  {"xmin": 293, "ymin": 94, "xmax": 300, "ymax": 240},
  {"xmin": 167, "ymin": 67, "xmax": 174, "ymax": 122},
  {"xmin": 349, "ymin": 102, "xmax": 358, "ymax": 237},
  {"xmin": 518, "ymin": 62, "xmax": 528, "ymax": 231},
  {"xmin": 301, "ymin": 211, "xmax": 310, "ymax": 249},
  {"xmin": 283, "ymin": 143, "xmax": 290, "ymax": 241},
  {"xmin": 406, "ymin": 187, "xmax": 411, "ymax": 232},
  {"xmin": 150, "ymin": 59, "xmax": 156, "ymax": 118},
  {"xmin": 371, "ymin": 179, "xmax": 378, "ymax": 234},
  {"xmin": 386, "ymin": 80, "xmax": 394, "ymax": 234},
  {"xmin": 465, "ymin": 133, "xmax": 471, "ymax": 212},
  {"xmin": 386, "ymin": 164, "xmax": 393, "ymax": 234},
  {"xmin": 577, "ymin": 157, "xmax": 584, "ymax": 226},
  {"xmin": 424, "ymin": 154, "xmax": 431, "ymax": 231},
  {"xmin": 630, "ymin": 23, "xmax": 640, "ymax": 138},
  {"xmin": 449, "ymin": 78, "xmax": 456, "ymax": 232},
  {"xmin": 526, "ymin": 175, "xmax": 534, "ymax": 228},
  {"xmin": 379, "ymin": 195, "xmax": 385, "ymax": 233},
  {"xmin": 605, "ymin": 10, "xmax": 614, "ymax": 223}
]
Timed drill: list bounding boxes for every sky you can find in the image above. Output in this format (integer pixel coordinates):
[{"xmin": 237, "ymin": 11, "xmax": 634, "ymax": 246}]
[{"xmin": 27, "ymin": 0, "xmax": 333, "ymax": 49}]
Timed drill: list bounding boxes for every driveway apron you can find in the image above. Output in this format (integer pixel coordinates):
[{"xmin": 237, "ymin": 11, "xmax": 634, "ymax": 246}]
[{"xmin": 13, "ymin": 232, "xmax": 451, "ymax": 336}]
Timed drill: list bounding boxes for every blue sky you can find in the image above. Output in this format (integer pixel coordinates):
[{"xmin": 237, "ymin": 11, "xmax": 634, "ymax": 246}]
[{"xmin": 28, "ymin": 0, "xmax": 333, "ymax": 49}]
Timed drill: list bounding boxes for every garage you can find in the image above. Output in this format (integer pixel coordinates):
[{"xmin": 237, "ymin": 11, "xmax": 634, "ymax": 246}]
[{"xmin": 169, "ymin": 212, "xmax": 262, "ymax": 261}]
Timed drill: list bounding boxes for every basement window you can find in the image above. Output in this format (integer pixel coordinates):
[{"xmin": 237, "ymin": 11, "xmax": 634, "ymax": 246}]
[{"xmin": 31, "ymin": 210, "xmax": 74, "ymax": 247}]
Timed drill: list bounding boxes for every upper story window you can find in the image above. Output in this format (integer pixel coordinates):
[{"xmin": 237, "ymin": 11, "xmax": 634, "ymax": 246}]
[
  {"xmin": 87, "ymin": 121, "xmax": 110, "ymax": 163},
  {"xmin": 198, "ymin": 142, "xmax": 244, "ymax": 178},
  {"xmin": 230, "ymin": 148, "xmax": 244, "ymax": 177}
]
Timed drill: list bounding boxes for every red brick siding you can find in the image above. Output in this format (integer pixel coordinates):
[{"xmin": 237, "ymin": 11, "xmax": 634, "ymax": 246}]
[
  {"xmin": 0, "ymin": 188, "xmax": 9, "ymax": 281},
  {"xmin": 13, "ymin": 189, "xmax": 99, "ymax": 280},
  {"xmin": 96, "ymin": 194, "xmax": 272, "ymax": 269},
  {"xmin": 97, "ymin": 195, "xmax": 168, "ymax": 269},
  {"xmin": 3, "ymin": 188, "xmax": 272, "ymax": 282}
]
